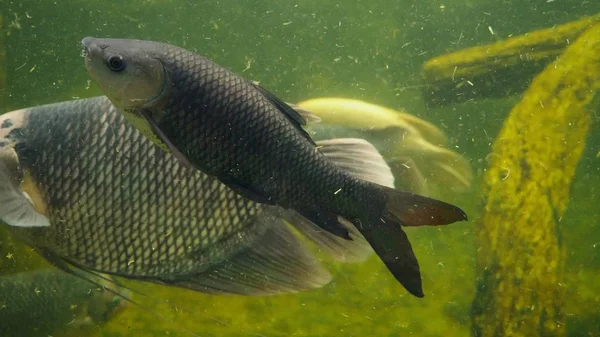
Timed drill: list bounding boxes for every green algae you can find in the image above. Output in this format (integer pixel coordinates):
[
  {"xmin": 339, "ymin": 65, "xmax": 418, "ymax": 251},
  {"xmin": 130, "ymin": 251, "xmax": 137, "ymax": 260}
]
[{"xmin": 472, "ymin": 22, "xmax": 600, "ymax": 337}]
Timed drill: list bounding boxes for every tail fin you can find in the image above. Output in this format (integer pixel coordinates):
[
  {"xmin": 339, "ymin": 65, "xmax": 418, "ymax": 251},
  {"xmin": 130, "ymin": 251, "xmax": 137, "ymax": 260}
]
[
  {"xmin": 382, "ymin": 189, "xmax": 468, "ymax": 227},
  {"xmin": 358, "ymin": 222, "xmax": 424, "ymax": 297},
  {"xmin": 285, "ymin": 135, "xmax": 467, "ymax": 297},
  {"xmin": 355, "ymin": 188, "xmax": 467, "ymax": 297}
]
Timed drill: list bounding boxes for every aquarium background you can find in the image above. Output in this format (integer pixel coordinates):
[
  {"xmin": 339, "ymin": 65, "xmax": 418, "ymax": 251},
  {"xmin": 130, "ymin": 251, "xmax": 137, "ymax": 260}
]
[{"xmin": 1, "ymin": 0, "xmax": 598, "ymax": 336}]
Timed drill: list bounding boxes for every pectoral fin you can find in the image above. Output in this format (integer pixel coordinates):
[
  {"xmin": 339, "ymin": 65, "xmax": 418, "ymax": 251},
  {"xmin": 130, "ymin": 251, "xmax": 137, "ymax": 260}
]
[
  {"xmin": 0, "ymin": 162, "xmax": 50, "ymax": 228},
  {"xmin": 136, "ymin": 108, "xmax": 194, "ymax": 170}
]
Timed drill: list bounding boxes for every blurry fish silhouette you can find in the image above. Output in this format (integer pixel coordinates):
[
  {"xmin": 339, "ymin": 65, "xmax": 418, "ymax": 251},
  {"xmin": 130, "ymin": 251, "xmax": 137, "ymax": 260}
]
[
  {"xmin": 294, "ymin": 98, "xmax": 473, "ymax": 196},
  {"xmin": 0, "ymin": 269, "xmax": 127, "ymax": 337}
]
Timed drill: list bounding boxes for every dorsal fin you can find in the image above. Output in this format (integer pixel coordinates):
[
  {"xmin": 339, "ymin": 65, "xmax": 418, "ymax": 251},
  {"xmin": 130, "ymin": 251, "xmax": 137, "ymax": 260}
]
[
  {"xmin": 251, "ymin": 82, "xmax": 317, "ymax": 146},
  {"xmin": 284, "ymin": 102, "xmax": 322, "ymax": 124}
]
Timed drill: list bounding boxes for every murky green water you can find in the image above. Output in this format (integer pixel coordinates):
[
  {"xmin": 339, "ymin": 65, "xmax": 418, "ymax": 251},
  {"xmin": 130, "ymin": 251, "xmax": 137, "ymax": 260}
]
[{"xmin": 1, "ymin": 1, "xmax": 599, "ymax": 336}]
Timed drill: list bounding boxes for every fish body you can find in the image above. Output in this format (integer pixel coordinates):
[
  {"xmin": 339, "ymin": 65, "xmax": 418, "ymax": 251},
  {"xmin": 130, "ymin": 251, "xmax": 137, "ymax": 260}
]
[
  {"xmin": 1, "ymin": 96, "xmax": 387, "ymax": 295},
  {"xmin": 0, "ymin": 269, "xmax": 127, "ymax": 337},
  {"xmin": 82, "ymin": 37, "xmax": 468, "ymax": 297}
]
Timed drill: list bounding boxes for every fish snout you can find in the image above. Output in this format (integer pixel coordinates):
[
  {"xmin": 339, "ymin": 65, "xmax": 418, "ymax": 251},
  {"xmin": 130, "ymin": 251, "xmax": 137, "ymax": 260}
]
[{"xmin": 81, "ymin": 37, "xmax": 103, "ymax": 61}]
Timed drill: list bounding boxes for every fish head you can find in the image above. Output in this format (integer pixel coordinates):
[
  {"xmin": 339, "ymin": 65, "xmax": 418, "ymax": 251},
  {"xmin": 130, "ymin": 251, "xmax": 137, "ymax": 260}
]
[
  {"xmin": 81, "ymin": 37, "xmax": 182, "ymax": 157},
  {"xmin": 81, "ymin": 37, "xmax": 169, "ymax": 111},
  {"xmin": 0, "ymin": 109, "xmax": 50, "ymax": 228}
]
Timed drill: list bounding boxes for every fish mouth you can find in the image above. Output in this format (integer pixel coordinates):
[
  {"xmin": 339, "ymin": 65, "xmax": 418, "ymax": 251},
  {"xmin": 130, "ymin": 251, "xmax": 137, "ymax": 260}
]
[
  {"xmin": 80, "ymin": 42, "xmax": 89, "ymax": 59},
  {"xmin": 80, "ymin": 37, "xmax": 101, "ymax": 62},
  {"xmin": 80, "ymin": 38, "xmax": 91, "ymax": 61}
]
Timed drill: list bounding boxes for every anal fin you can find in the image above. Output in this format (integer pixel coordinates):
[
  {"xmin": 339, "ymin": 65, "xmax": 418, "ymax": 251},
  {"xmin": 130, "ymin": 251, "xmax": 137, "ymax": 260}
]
[
  {"xmin": 167, "ymin": 218, "xmax": 332, "ymax": 296},
  {"xmin": 281, "ymin": 210, "xmax": 373, "ymax": 263},
  {"xmin": 297, "ymin": 208, "xmax": 351, "ymax": 240}
]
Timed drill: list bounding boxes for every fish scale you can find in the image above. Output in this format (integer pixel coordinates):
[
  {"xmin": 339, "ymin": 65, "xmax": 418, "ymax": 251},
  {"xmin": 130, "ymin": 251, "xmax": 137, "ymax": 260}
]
[
  {"xmin": 9, "ymin": 97, "xmax": 265, "ymax": 277},
  {"xmin": 159, "ymin": 44, "xmax": 368, "ymax": 215}
]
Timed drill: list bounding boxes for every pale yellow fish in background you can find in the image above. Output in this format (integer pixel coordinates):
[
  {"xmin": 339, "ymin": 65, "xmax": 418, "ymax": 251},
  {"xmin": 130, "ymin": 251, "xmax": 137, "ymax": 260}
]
[
  {"xmin": 296, "ymin": 97, "xmax": 448, "ymax": 146},
  {"xmin": 295, "ymin": 98, "xmax": 473, "ymax": 197}
]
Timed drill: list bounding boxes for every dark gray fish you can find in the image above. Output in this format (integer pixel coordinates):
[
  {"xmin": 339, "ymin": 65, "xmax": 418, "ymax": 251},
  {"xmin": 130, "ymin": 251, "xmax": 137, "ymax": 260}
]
[
  {"xmin": 0, "ymin": 97, "xmax": 387, "ymax": 296},
  {"xmin": 0, "ymin": 269, "xmax": 127, "ymax": 337},
  {"xmin": 81, "ymin": 37, "xmax": 468, "ymax": 297}
]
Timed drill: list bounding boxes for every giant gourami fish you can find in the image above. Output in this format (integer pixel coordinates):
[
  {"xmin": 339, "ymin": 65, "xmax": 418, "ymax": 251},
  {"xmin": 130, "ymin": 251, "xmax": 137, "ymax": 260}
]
[
  {"xmin": 0, "ymin": 96, "xmax": 391, "ymax": 297},
  {"xmin": 81, "ymin": 37, "xmax": 468, "ymax": 297}
]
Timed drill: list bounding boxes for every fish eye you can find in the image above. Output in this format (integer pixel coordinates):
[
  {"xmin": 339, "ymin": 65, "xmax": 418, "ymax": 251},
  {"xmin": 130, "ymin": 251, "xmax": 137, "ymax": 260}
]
[{"xmin": 106, "ymin": 55, "xmax": 126, "ymax": 72}]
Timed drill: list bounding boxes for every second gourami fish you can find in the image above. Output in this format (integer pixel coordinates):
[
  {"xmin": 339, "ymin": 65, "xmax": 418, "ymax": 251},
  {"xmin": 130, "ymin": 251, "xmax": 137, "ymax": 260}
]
[{"xmin": 0, "ymin": 96, "xmax": 385, "ymax": 296}]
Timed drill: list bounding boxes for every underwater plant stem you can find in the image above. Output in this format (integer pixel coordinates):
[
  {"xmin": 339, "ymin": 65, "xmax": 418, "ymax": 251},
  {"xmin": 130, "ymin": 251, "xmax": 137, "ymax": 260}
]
[
  {"xmin": 421, "ymin": 13, "xmax": 600, "ymax": 107},
  {"xmin": 471, "ymin": 22, "xmax": 600, "ymax": 337}
]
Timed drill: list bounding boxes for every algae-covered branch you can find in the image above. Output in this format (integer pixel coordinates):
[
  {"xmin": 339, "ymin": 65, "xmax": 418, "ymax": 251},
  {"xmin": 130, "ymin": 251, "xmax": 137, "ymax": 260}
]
[
  {"xmin": 421, "ymin": 14, "xmax": 600, "ymax": 107},
  {"xmin": 471, "ymin": 21, "xmax": 600, "ymax": 337}
]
